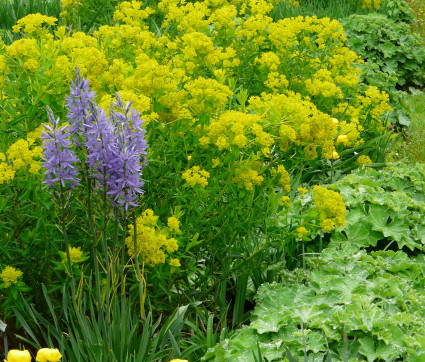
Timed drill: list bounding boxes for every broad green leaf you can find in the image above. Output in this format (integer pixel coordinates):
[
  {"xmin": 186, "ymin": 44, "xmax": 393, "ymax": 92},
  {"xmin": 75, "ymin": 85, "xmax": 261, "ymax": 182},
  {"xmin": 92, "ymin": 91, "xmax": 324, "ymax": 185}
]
[{"xmin": 377, "ymin": 42, "xmax": 398, "ymax": 58}]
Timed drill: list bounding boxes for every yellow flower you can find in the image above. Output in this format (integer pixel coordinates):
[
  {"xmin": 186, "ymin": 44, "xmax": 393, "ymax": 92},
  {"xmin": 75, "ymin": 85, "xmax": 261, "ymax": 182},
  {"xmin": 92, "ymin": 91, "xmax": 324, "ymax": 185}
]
[
  {"xmin": 126, "ymin": 209, "xmax": 179, "ymax": 267},
  {"xmin": 297, "ymin": 187, "xmax": 308, "ymax": 195},
  {"xmin": 336, "ymin": 135, "xmax": 348, "ymax": 144},
  {"xmin": 321, "ymin": 219, "xmax": 335, "ymax": 233},
  {"xmin": 296, "ymin": 226, "xmax": 308, "ymax": 239},
  {"xmin": 167, "ymin": 217, "xmax": 180, "ymax": 233},
  {"xmin": 36, "ymin": 348, "xmax": 62, "ymax": 362},
  {"xmin": 60, "ymin": 247, "xmax": 84, "ymax": 264},
  {"xmin": 278, "ymin": 195, "xmax": 291, "ymax": 206},
  {"xmin": 169, "ymin": 258, "xmax": 181, "ymax": 267},
  {"xmin": 182, "ymin": 166, "xmax": 210, "ymax": 188},
  {"xmin": 356, "ymin": 155, "xmax": 372, "ymax": 165},
  {"xmin": 0, "ymin": 266, "xmax": 23, "ymax": 287},
  {"xmin": 329, "ymin": 151, "xmax": 339, "ymax": 160},
  {"xmin": 212, "ymin": 158, "xmax": 220, "ymax": 168},
  {"xmin": 169, "ymin": 360, "xmax": 188, "ymax": 362},
  {"xmin": 5, "ymin": 350, "xmax": 31, "ymax": 362}
]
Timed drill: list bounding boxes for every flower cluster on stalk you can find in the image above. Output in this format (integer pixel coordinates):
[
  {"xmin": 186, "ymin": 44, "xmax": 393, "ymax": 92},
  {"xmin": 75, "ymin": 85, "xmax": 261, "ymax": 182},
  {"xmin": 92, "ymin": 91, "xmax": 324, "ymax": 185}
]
[
  {"xmin": 41, "ymin": 67, "xmax": 149, "ymax": 209},
  {"xmin": 41, "ymin": 106, "xmax": 80, "ymax": 190}
]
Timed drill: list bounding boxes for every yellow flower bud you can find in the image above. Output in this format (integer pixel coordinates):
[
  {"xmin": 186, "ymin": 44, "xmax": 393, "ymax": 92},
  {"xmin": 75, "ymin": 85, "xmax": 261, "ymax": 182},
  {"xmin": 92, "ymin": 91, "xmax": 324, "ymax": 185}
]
[
  {"xmin": 336, "ymin": 135, "xmax": 348, "ymax": 144},
  {"xmin": 36, "ymin": 348, "xmax": 62, "ymax": 362},
  {"xmin": 6, "ymin": 350, "xmax": 31, "ymax": 362},
  {"xmin": 330, "ymin": 151, "xmax": 339, "ymax": 160},
  {"xmin": 332, "ymin": 118, "xmax": 339, "ymax": 127}
]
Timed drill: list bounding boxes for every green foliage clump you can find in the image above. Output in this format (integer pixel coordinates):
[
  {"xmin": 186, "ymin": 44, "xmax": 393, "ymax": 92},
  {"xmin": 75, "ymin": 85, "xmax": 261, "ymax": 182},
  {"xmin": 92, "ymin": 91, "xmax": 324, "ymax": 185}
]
[
  {"xmin": 379, "ymin": 0, "xmax": 414, "ymax": 23},
  {"xmin": 340, "ymin": 13, "xmax": 425, "ymax": 91},
  {"xmin": 204, "ymin": 243, "xmax": 425, "ymax": 361},
  {"xmin": 330, "ymin": 163, "xmax": 425, "ymax": 251}
]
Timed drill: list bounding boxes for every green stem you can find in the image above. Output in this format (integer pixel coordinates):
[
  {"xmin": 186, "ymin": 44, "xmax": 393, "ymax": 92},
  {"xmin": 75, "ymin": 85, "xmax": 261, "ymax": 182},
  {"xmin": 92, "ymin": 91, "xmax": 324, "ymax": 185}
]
[
  {"xmin": 60, "ymin": 185, "xmax": 75, "ymax": 291},
  {"xmin": 86, "ymin": 175, "xmax": 101, "ymax": 308},
  {"xmin": 132, "ymin": 212, "xmax": 146, "ymax": 320},
  {"xmin": 102, "ymin": 169, "xmax": 111, "ymax": 321}
]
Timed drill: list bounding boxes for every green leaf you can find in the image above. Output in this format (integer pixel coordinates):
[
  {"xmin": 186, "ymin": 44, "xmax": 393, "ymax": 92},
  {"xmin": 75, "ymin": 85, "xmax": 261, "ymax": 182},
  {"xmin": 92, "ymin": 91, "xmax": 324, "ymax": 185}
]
[
  {"xmin": 358, "ymin": 336, "xmax": 400, "ymax": 361},
  {"xmin": 377, "ymin": 42, "xmax": 398, "ymax": 58}
]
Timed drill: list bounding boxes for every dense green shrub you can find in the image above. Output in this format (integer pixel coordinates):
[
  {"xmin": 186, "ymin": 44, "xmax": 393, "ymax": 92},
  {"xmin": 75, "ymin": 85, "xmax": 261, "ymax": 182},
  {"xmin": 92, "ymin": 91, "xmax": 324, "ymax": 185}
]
[
  {"xmin": 330, "ymin": 163, "xmax": 425, "ymax": 252},
  {"xmin": 204, "ymin": 244, "xmax": 425, "ymax": 361},
  {"xmin": 341, "ymin": 13, "xmax": 425, "ymax": 91},
  {"xmin": 379, "ymin": 0, "xmax": 414, "ymax": 23}
]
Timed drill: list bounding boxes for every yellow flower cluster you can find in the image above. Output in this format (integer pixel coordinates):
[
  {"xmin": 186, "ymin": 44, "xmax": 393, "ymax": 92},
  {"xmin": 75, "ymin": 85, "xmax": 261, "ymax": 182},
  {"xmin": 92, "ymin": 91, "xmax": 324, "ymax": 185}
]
[
  {"xmin": 1, "ymin": 126, "xmax": 44, "ymax": 180},
  {"xmin": 0, "ymin": 2, "xmax": 393, "ymax": 201},
  {"xmin": 271, "ymin": 165, "xmax": 291, "ymax": 192},
  {"xmin": 7, "ymin": 139, "xmax": 43, "ymax": 173},
  {"xmin": 278, "ymin": 195, "xmax": 291, "ymax": 206},
  {"xmin": 126, "ymin": 209, "xmax": 179, "ymax": 267},
  {"xmin": 5, "ymin": 348, "xmax": 61, "ymax": 362},
  {"xmin": 0, "ymin": 266, "xmax": 23, "ymax": 287},
  {"xmin": 312, "ymin": 186, "xmax": 346, "ymax": 233},
  {"xmin": 305, "ymin": 68, "xmax": 343, "ymax": 99},
  {"xmin": 201, "ymin": 111, "xmax": 265, "ymax": 151},
  {"xmin": 184, "ymin": 78, "xmax": 233, "ymax": 115},
  {"xmin": 297, "ymin": 226, "xmax": 308, "ymax": 239},
  {"xmin": 356, "ymin": 155, "xmax": 373, "ymax": 165},
  {"xmin": 0, "ymin": 154, "xmax": 15, "ymax": 184},
  {"xmin": 12, "ymin": 14, "xmax": 57, "ymax": 36},
  {"xmin": 182, "ymin": 166, "xmax": 210, "ymax": 188},
  {"xmin": 113, "ymin": 1, "xmax": 155, "ymax": 27},
  {"xmin": 233, "ymin": 167, "xmax": 263, "ymax": 191},
  {"xmin": 60, "ymin": 246, "xmax": 84, "ymax": 264},
  {"xmin": 167, "ymin": 216, "xmax": 181, "ymax": 233},
  {"xmin": 359, "ymin": 0, "xmax": 381, "ymax": 10},
  {"xmin": 0, "ymin": 4, "xmax": 387, "ymax": 158},
  {"xmin": 6, "ymin": 38, "xmax": 37, "ymax": 59},
  {"xmin": 249, "ymin": 91, "xmax": 337, "ymax": 158}
]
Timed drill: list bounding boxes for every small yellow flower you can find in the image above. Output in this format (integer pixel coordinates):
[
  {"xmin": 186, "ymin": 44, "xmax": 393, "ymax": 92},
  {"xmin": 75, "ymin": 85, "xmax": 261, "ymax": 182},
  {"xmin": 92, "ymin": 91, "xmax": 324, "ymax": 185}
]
[
  {"xmin": 60, "ymin": 247, "xmax": 83, "ymax": 264},
  {"xmin": 5, "ymin": 350, "xmax": 31, "ymax": 362},
  {"xmin": 167, "ymin": 217, "xmax": 180, "ymax": 233},
  {"xmin": 278, "ymin": 195, "xmax": 291, "ymax": 206},
  {"xmin": 36, "ymin": 348, "xmax": 62, "ymax": 362},
  {"xmin": 0, "ymin": 266, "xmax": 23, "ymax": 287},
  {"xmin": 297, "ymin": 187, "xmax": 308, "ymax": 195},
  {"xmin": 356, "ymin": 155, "xmax": 372, "ymax": 165},
  {"xmin": 212, "ymin": 158, "xmax": 220, "ymax": 168},
  {"xmin": 296, "ymin": 226, "xmax": 308, "ymax": 239},
  {"xmin": 169, "ymin": 258, "xmax": 181, "ymax": 267},
  {"xmin": 331, "ymin": 118, "xmax": 339, "ymax": 127}
]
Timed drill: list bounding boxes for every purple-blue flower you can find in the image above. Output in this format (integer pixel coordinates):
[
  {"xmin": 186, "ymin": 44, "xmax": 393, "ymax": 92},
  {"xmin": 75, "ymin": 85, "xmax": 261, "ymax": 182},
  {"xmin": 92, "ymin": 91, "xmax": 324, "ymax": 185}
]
[
  {"xmin": 83, "ymin": 96, "xmax": 148, "ymax": 209},
  {"xmin": 42, "ymin": 106, "xmax": 80, "ymax": 190},
  {"xmin": 44, "ymin": 67, "xmax": 149, "ymax": 209},
  {"xmin": 105, "ymin": 101, "xmax": 148, "ymax": 208},
  {"xmin": 65, "ymin": 66, "xmax": 96, "ymax": 137}
]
